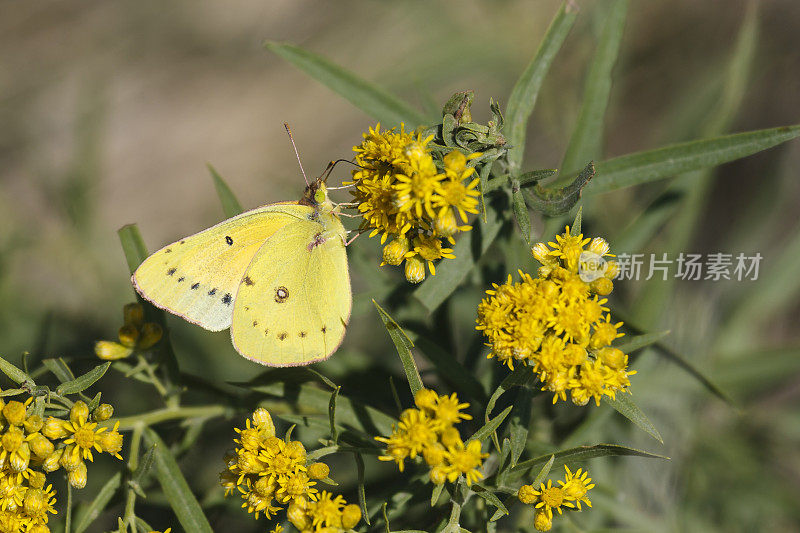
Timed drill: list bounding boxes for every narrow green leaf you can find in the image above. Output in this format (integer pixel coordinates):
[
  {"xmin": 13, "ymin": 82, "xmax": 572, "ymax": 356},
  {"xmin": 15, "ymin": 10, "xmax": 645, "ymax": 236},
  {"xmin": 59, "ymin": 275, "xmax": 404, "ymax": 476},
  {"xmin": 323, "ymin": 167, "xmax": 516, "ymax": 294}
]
[
  {"xmin": 328, "ymin": 386, "xmax": 341, "ymax": 444},
  {"xmin": 266, "ymin": 42, "xmax": 428, "ymax": 127},
  {"xmin": 613, "ymin": 331, "xmax": 671, "ymax": 354},
  {"xmin": 715, "ymin": 347, "xmax": 800, "ymax": 397},
  {"xmin": 133, "ymin": 444, "xmax": 156, "ymax": 486},
  {"xmin": 531, "ymin": 454, "xmax": 556, "ymax": 487},
  {"xmin": 57, "ymin": 362, "xmax": 111, "ymax": 395},
  {"xmin": 431, "ymin": 482, "xmax": 444, "ymax": 507},
  {"xmin": 0, "ymin": 355, "xmax": 31, "ymax": 385},
  {"xmin": 603, "ymin": 394, "xmax": 663, "ymax": 443},
  {"xmin": 526, "ymin": 162, "xmax": 595, "ymax": 216},
  {"xmin": 73, "ymin": 472, "xmax": 122, "ymax": 533},
  {"xmin": 0, "ymin": 389, "xmax": 26, "ymax": 397},
  {"xmin": 509, "ymin": 388, "xmax": 533, "ymax": 467},
  {"xmin": 560, "ymin": 0, "xmax": 629, "ymax": 176},
  {"xmin": 510, "ymin": 444, "xmax": 668, "ymax": 476},
  {"xmin": 587, "ymin": 125, "xmax": 800, "ymax": 194},
  {"xmin": 472, "ymin": 484, "xmax": 509, "ymax": 520},
  {"xmin": 468, "ymin": 405, "xmax": 513, "ymax": 444},
  {"xmin": 144, "ymin": 429, "xmax": 213, "ymax": 533},
  {"xmin": 570, "ymin": 206, "xmax": 583, "ymax": 235},
  {"xmin": 506, "ymin": 2, "xmax": 579, "ymax": 171},
  {"xmin": 373, "ymin": 300, "xmax": 423, "ymax": 396},
  {"xmin": 208, "ymin": 164, "xmax": 243, "ymax": 217},
  {"xmin": 43, "ymin": 358, "xmax": 74, "ymax": 383},
  {"xmin": 415, "ymin": 203, "xmax": 504, "ymax": 312},
  {"xmin": 118, "ymin": 224, "xmax": 149, "ymax": 272},
  {"xmin": 650, "ymin": 343, "xmax": 736, "ymax": 406},
  {"xmin": 511, "ymin": 180, "xmax": 531, "ymax": 247},
  {"xmin": 483, "ymin": 169, "xmax": 557, "ymax": 195},
  {"xmin": 354, "ymin": 452, "xmax": 371, "ymax": 525},
  {"xmin": 485, "ymin": 366, "xmax": 536, "ymax": 449}
]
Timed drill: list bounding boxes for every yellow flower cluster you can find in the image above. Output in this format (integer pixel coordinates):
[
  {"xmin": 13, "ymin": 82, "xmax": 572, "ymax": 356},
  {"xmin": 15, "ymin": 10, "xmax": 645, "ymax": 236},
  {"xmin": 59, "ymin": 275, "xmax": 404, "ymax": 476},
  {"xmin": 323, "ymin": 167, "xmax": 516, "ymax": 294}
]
[
  {"xmin": 476, "ymin": 225, "xmax": 635, "ymax": 406},
  {"xmin": 95, "ymin": 303, "xmax": 162, "ymax": 360},
  {"xmin": 220, "ymin": 409, "xmax": 361, "ymax": 532},
  {"xmin": 376, "ymin": 389, "xmax": 487, "ymax": 486},
  {"xmin": 518, "ymin": 466, "xmax": 595, "ymax": 532},
  {"xmin": 349, "ymin": 124, "xmax": 482, "ymax": 283},
  {"xmin": 0, "ymin": 397, "xmax": 122, "ymax": 532}
]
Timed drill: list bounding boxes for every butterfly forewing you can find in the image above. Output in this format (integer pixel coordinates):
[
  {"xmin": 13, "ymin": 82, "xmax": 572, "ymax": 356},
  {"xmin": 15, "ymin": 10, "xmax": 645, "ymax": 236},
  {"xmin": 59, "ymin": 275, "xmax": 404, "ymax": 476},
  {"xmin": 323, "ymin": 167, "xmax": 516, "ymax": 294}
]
[
  {"xmin": 231, "ymin": 212, "xmax": 351, "ymax": 366},
  {"xmin": 132, "ymin": 204, "xmax": 310, "ymax": 331}
]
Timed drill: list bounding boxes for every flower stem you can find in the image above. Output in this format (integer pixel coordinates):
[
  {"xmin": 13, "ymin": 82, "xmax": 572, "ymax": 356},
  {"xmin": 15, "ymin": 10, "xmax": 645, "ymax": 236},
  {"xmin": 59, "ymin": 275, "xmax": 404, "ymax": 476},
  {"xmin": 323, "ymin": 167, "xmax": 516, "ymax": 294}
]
[{"xmin": 112, "ymin": 405, "xmax": 229, "ymax": 431}]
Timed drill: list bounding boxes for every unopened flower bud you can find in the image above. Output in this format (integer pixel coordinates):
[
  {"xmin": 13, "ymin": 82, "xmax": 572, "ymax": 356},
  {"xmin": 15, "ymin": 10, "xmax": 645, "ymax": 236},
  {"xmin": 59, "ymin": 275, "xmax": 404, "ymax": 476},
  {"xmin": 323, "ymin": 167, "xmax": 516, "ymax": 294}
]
[
  {"xmin": 123, "ymin": 303, "xmax": 144, "ymax": 327},
  {"xmin": 93, "ymin": 404, "xmax": 114, "ymax": 422},
  {"xmin": 29, "ymin": 433, "xmax": 54, "ymax": 460},
  {"xmin": 341, "ymin": 503, "xmax": 362, "ymax": 528},
  {"xmin": 3, "ymin": 401, "xmax": 27, "ymax": 426},
  {"xmin": 382, "ymin": 237, "xmax": 410, "ymax": 266},
  {"xmin": 118, "ymin": 325, "xmax": 139, "ymax": 348},
  {"xmin": 42, "ymin": 417, "xmax": 68, "ymax": 440},
  {"xmin": 251, "ymin": 408, "xmax": 275, "ymax": 436},
  {"xmin": 534, "ymin": 508, "xmax": 553, "ymax": 531},
  {"xmin": 94, "ymin": 340, "xmax": 133, "ymax": 360},
  {"xmin": 43, "ymin": 449, "xmax": 63, "ymax": 472},
  {"xmin": 137, "ymin": 323, "xmax": 162, "ymax": 349},
  {"xmin": 70, "ymin": 401, "xmax": 89, "ymax": 425},
  {"xmin": 404, "ymin": 256, "xmax": 426, "ymax": 284},
  {"xmin": 24, "ymin": 414, "xmax": 44, "ymax": 434},
  {"xmin": 307, "ymin": 462, "xmax": 329, "ymax": 480},
  {"xmin": 517, "ymin": 484, "xmax": 537, "ymax": 504},
  {"xmin": 68, "ymin": 461, "xmax": 88, "ymax": 489}
]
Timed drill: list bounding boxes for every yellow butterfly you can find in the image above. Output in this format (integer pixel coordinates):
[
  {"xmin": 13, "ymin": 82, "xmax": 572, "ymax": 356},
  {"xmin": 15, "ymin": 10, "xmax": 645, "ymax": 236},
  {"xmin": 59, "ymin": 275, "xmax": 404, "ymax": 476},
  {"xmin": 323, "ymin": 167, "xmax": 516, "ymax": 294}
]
[{"xmin": 132, "ymin": 177, "xmax": 351, "ymax": 367}]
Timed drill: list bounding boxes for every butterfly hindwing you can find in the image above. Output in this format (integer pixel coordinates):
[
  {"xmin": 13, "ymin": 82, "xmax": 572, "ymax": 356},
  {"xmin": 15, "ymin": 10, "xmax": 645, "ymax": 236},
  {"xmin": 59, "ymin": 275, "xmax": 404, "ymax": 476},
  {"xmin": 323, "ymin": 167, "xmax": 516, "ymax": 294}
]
[
  {"xmin": 132, "ymin": 203, "xmax": 312, "ymax": 331},
  {"xmin": 230, "ymin": 211, "xmax": 351, "ymax": 366}
]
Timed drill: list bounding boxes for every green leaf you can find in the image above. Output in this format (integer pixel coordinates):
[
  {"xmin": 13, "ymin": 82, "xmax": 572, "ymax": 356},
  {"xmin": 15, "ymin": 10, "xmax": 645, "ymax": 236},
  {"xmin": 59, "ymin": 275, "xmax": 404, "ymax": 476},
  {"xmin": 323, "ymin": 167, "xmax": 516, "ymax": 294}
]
[
  {"xmin": 373, "ymin": 300, "xmax": 423, "ymax": 396},
  {"xmin": 603, "ymin": 394, "xmax": 663, "ymax": 443},
  {"xmin": 510, "ymin": 444, "xmax": 668, "ymax": 477},
  {"xmin": 56, "ymin": 362, "xmax": 111, "ymax": 395},
  {"xmin": 506, "ymin": 2, "xmax": 578, "ymax": 171},
  {"xmin": 118, "ymin": 224, "xmax": 150, "ymax": 273},
  {"xmin": 468, "ymin": 405, "xmax": 513, "ymax": 444},
  {"xmin": 531, "ymin": 454, "xmax": 556, "ymax": 487},
  {"xmin": 715, "ymin": 347, "xmax": 800, "ymax": 397},
  {"xmin": 570, "ymin": 206, "xmax": 582, "ymax": 235},
  {"xmin": 485, "ymin": 366, "xmax": 536, "ymax": 449},
  {"xmin": 43, "ymin": 358, "xmax": 75, "ymax": 383},
  {"xmin": 483, "ymin": 169, "xmax": 557, "ymax": 195},
  {"xmin": 328, "ymin": 385, "xmax": 341, "ymax": 444},
  {"xmin": 73, "ymin": 472, "xmax": 122, "ymax": 533},
  {"xmin": 614, "ymin": 331, "xmax": 671, "ymax": 354},
  {"xmin": 144, "ymin": 429, "xmax": 213, "ymax": 533},
  {"xmin": 208, "ymin": 164, "xmax": 243, "ymax": 217},
  {"xmin": 525, "ymin": 162, "xmax": 595, "ymax": 216},
  {"xmin": 560, "ymin": 0, "xmax": 629, "ymax": 176},
  {"xmin": 415, "ymin": 202, "xmax": 504, "ymax": 312},
  {"xmin": 266, "ymin": 42, "xmax": 428, "ymax": 127},
  {"xmin": 0, "ymin": 355, "xmax": 31, "ymax": 385},
  {"xmin": 0, "ymin": 389, "xmax": 26, "ymax": 397},
  {"xmin": 473, "ymin": 484, "xmax": 509, "ymax": 520},
  {"xmin": 511, "ymin": 180, "xmax": 531, "ymax": 247},
  {"xmin": 354, "ymin": 452, "xmax": 371, "ymax": 525},
  {"xmin": 587, "ymin": 125, "xmax": 800, "ymax": 194},
  {"xmin": 133, "ymin": 444, "xmax": 156, "ymax": 486},
  {"xmin": 431, "ymin": 482, "xmax": 445, "ymax": 507}
]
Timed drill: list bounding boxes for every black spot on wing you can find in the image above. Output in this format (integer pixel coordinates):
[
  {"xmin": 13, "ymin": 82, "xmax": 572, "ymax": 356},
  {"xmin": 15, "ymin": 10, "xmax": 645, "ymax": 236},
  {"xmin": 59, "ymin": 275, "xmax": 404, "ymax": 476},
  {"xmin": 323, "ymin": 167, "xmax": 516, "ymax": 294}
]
[
  {"xmin": 222, "ymin": 293, "xmax": 232, "ymax": 305},
  {"xmin": 252, "ymin": 320, "xmax": 258, "ymax": 327},
  {"xmin": 208, "ymin": 288, "xmax": 217, "ymax": 296},
  {"xmin": 167, "ymin": 268, "xmax": 176, "ymax": 276},
  {"xmin": 191, "ymin": 283, "xmax": 200, "ymax": 290},
  {"xmin": 278, "ymin": 332, "xmax": 287, "ymax": 341},
  {"xmin": 177, "ymin": 277, "xmax": 184, "ymax": 282},
  {"xmin": 275, "ymin": 286, "xmax": 289, "ymax": 303},
  {"xmin": 321, "ymin": 326, "xmax": 327, "ymax": 334},
  {"xmin": 299, "ymin": 331, "xmax": 307, "ymax": 338},
  {"xmin": 225, "ymin": 235, "xmax": 233, "ymax": 245},
  {"xmin": 243, "ymin": 276, "xmax": 254, "ymax": 286},
  {"xmin": 165, "ymin": 248, "xmax": 172, "ymax": 253}
]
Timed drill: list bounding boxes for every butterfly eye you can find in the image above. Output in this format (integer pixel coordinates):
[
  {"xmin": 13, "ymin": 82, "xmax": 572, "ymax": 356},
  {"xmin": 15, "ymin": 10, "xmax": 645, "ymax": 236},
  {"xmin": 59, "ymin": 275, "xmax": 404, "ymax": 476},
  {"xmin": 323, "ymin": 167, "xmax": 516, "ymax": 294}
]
[{"xmin": 314, "ymin": 189, "xmax": 326, "ymax": 204}]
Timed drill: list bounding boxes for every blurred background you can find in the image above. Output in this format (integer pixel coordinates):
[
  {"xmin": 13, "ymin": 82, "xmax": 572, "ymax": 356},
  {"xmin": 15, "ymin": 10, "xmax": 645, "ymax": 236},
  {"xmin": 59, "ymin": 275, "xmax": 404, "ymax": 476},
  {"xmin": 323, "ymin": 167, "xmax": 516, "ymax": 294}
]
[{"xmin": 1, "ymin": 0, "xmax": 799, "ymax": 531}]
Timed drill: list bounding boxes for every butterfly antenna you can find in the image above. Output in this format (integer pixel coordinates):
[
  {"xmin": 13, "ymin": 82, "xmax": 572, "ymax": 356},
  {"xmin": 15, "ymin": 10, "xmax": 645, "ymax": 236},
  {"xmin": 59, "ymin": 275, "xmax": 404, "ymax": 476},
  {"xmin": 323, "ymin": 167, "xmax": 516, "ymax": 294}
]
[
  {"xmin": 284, "ymin": 122, "xmax": 309, "ymax": 186},
  {"xmin": 323, "ymin": 159, "xmax": 364, "ymax": 190}
]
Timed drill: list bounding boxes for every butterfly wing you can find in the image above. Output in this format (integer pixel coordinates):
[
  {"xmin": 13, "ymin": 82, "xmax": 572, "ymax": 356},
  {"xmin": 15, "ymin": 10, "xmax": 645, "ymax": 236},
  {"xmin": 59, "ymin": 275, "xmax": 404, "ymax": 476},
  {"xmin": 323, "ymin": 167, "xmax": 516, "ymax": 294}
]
[
  {"xmin": 132, "ymin": 203, "xmax": 312, "ymax": 331},
  {"xmin": 230, "ymin": 211, "xmax": 351, "ymax": 366}
]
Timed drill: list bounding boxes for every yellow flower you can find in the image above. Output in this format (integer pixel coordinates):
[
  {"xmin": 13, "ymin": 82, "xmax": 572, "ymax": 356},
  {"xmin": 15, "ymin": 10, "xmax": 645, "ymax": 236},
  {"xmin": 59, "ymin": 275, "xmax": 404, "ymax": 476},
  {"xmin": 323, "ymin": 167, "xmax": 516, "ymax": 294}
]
[
  {"xmin": 559, "ymin": 466, "xmax": 594, "ymax": 510},
  {"xmin": 442, "ymin": 439, "xmax": 488, "ymax": 486},
  {"xmin": 430, "ymin": 393, "xmax": 472, "ymax": 428},
  {"xmin": 22, "ymin": 484, "xmax": 57, "ymax": 524},
  {"xmin": 477, "ymin": 226, "xmax": 634, "ymax": 405},
  {"xmin": 376, "ymin": 409, "xmax": 437, "ymax": 470},
  {"xmin": 350, "ymin": 124, "xmax": 480, "ymax": 280},
  {"xmin": 95, "ymin": 303, "xmax": 162, "ymax": 360},
  {"xmin": 307, "ymin": 491, "xmax": 345, "ymax": 528},
  {"xmin": 533, "ymin": 508, "xmax": 553, "ymax": 531},
  {"xmin": 531, "ymin": 479, "xmax": 567, "ymax": 519},
  {"xmin": 62, "ymin": 417, "xmax": 107, "ymax": 462}
]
